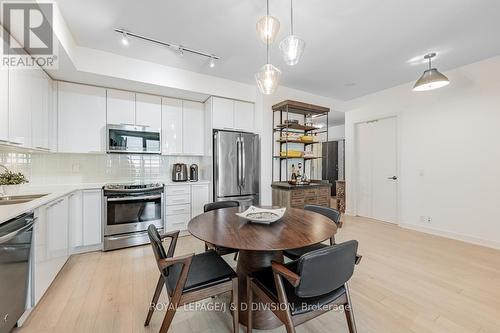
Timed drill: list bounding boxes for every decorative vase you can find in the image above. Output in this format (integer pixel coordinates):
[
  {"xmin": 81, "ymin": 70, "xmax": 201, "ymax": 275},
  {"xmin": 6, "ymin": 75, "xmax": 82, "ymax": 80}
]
[{"xmin": 2, "ymin": 184, "xmax": 21, "ymax": 195}]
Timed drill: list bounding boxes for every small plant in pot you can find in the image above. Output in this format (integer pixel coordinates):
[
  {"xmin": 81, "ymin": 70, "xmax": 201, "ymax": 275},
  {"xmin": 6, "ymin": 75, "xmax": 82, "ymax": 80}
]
[{"xmin": 0, "ymin": 169, "xmax": 29, "ymax": 195}]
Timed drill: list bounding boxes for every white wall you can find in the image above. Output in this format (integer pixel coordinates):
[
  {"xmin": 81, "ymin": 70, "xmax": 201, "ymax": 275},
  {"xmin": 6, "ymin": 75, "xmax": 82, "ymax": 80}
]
[
  {"xmin": 328, "ymin": 125, "xmax": 345, "ymax": 141},
  {"xmin": 344, "ymin": 55, "xmax": 500, "ymax": 249}
]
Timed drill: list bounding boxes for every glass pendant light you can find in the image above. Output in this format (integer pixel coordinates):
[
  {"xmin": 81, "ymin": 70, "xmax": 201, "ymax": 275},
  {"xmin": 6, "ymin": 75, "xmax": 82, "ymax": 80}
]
[
  {"xmin": 413, "ymin": 53, "xmax": 450, "ymax": 92},
  {"xmin": 255, "ymin": 0, "xmax": 281, "ymax": 94},
  {"xmin": 256, "ymin": 0, "xmax": 280, "ymax": 44},
  {"xmin": 279, "ymin": 0, "xmax": 305, "ymax": 66}
]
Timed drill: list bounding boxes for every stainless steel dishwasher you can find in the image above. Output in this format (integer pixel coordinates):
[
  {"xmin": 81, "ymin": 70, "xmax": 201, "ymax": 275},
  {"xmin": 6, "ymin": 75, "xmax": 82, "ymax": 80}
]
[{"xmin": 0, "ymin": 212, "xmax": 35, "ymax": 333}]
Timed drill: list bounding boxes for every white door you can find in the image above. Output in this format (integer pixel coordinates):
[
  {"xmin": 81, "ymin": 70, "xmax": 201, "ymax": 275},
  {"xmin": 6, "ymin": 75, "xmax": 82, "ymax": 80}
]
[
  {"xmin": 8, "ymin": 65, "xmax": 32, "ymax": 147},
  {"xmin": 68, "ymin": 191, "xmax": 83, "ymax": 249},
  {"xmin": 182, "ymin": 101, "xmax": 204, "ymax": 155},
  {"xmin": 356, "ymin": 116, "xmax": 398, "ymax": 223},
  {"xmin": 136, "ymin": 93, "xmax": 161, "ymax": 129},
  {"xmin": 31, "ymin": 69, "xmax": 50, "ymax": 150},
  {"xmin": 106, "ymin": 89, "xmax": 135, "ymax": 125}
]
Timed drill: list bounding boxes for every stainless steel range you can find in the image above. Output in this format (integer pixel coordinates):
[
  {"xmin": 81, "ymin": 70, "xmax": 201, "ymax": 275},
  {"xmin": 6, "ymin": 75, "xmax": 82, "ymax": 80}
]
[{"xmin": 103, "ymin": 182, "xmax": 164, "ymax": 251}]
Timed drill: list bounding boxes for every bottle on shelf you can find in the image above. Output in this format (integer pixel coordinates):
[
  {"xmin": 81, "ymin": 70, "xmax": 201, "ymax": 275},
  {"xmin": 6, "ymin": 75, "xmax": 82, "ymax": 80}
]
[{"xmin": 290, "ymin": 164, "xmax": 297, "ymax": 182}]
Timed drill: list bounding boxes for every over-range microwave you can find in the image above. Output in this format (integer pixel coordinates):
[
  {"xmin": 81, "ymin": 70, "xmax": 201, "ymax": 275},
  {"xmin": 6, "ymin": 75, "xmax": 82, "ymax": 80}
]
[{"xmin": 106, "ymin": 124, "xmax": 161, "ymax": 154}]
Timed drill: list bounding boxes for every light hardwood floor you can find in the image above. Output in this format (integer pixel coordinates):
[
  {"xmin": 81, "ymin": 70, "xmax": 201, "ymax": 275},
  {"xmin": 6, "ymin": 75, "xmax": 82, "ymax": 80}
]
[{"xmin": 16, "ymin": 216, "xmax": 500, "ymax": 333}]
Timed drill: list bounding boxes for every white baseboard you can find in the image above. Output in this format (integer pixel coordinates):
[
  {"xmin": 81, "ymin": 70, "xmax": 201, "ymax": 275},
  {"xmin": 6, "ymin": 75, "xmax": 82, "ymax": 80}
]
[{"xmin": 399, "ymin": 223, "xmax": 500, "ymax": 250}]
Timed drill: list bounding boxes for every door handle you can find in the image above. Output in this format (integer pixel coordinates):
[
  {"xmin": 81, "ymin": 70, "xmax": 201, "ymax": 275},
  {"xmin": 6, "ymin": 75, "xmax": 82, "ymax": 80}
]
[
  {"xmin": 387, "ymin": 176, "xmax": 398, "ymax": 180},
  {"xmin": 241, "ymin": 137, "xmax": 246, "ymax": 188}
]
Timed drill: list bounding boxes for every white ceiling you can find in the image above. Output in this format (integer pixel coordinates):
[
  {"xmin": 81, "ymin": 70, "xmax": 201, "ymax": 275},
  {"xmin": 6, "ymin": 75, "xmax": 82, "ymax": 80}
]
[{"xmin": 56, "ymin": 0, "xmax": 500, "ymax": 101}]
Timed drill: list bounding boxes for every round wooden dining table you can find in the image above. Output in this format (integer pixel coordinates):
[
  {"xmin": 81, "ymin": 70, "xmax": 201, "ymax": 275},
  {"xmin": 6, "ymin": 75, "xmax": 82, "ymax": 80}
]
[{"xmin": 188, "ymin": 206, "xmax": 337, "ymax": 329}]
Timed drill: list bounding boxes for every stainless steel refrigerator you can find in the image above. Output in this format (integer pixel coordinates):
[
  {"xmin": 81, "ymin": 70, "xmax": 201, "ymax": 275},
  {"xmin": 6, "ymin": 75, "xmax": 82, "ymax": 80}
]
[{"xmin": 213, "ymin": 130, "xmax": 260, "ymax": 206}]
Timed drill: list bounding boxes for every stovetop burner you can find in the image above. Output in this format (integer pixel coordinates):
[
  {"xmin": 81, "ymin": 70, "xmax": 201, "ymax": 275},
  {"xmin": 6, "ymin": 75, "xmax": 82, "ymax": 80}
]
[{"xmin": 104, "ymin": 182, "xmax": 164, "ymax": 190}]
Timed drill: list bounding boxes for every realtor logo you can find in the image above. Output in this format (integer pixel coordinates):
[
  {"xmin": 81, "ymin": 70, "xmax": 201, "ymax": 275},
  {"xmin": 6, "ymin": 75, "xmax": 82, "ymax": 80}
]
[{"xmin": 1, "ymin": 1, "xmax": 58, "ymax": 68}]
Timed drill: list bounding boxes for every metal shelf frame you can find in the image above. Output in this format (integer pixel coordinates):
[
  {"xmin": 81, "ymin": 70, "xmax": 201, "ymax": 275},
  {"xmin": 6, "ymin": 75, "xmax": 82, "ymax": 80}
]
[{"xmin": 271, "ymin": 100, "xmax": 330, "ymax": 182}]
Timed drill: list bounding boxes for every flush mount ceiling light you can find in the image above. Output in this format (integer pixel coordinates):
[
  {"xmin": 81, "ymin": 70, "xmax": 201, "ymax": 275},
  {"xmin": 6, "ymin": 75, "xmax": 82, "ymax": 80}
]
[
  {"xmin": 255, "ymin": 0, "xmax": 281, "ymax": 94},
  {"xmin": 114, "ymin": 28, "xmax": 220, "ymax": 67},
  {"xmin": 279, "ymin": 0, "xmax": 305, "ymax": 66},
  {"xmin": 413, "ymin": 53, "xmax": 450, "ymax": 92},
  {"xmin": 256, "ymin": 0, "xmax": 280, "ymax": 44}
]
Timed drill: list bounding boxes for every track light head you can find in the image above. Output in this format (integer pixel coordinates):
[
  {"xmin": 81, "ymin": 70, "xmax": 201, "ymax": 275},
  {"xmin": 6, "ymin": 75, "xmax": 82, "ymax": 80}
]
[{"xmin": 121, "ymin": 31, "xmax": 129, "ymax": 46}]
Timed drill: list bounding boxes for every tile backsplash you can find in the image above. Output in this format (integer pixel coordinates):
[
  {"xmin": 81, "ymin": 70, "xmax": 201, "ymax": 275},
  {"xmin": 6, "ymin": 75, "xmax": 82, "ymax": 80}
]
[{"xmin": 0, "ymin": 150, "xmax": 211, "ymax": 185}]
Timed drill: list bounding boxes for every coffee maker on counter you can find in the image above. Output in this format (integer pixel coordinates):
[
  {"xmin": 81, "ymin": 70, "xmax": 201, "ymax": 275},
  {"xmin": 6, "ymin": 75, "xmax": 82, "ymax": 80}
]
[
  {"xmin": 172, "ymin": 163, "xmax": 188, "ymax": 182},
  {"xmin": 189, "ymin": 164, "xmax": 199, "ymax": 182}
]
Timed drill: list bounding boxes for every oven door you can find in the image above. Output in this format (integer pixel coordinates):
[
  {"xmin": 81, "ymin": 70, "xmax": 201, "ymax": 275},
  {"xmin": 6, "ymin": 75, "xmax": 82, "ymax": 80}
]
[
  {"xmin": 104, "ymin": 192, "xmax": 163, "ymax": 236},
  {"xmin": 107, "ymin": 124, "xmax": 161, "ymax": 154}
]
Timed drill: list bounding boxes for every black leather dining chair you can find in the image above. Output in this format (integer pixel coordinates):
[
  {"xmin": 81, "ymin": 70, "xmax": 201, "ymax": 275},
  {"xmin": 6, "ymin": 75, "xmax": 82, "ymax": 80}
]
[
  {"xmin": 144, "ymin": 225, "xmax": 239, "ymax": 333},
  {"xmin": 203, "ymin": 201, "xmax": 240, "ymax": 260},
  {"xmin": 247, "ymin": 241, "xmax": 359, "ymax": 333},
  {"xmin": 283, "ymin": 205, "xmax": 342, "ymax": 260}
]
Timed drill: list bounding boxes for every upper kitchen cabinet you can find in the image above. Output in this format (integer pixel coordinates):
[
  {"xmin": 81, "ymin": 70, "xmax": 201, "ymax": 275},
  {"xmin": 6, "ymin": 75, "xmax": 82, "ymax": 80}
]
[
  {"xmin": 58, "ymin": 82, "xmax": 106, "ymax": 153},
  {"xmin": 182, "ymin": 101, "xmax": 204, "ymax": 155},
  {"xmin": 212, "ymin": 97, "xmax": 234, "ymax": 130},
  {"xmin": 31, "ymin": 70, "xmax": 51, "ymax": 151},
  {"xmin": 106, "ymin": 89, "xmax": 135, "ymax": 125},
  {"xmin": 8, "ymin": 64, "xmax": 32, "ymax": 147},
  {"xmin": 208, "ymin": 97, "xmax": 255, "ymax": 133},
  {"xmin": 106, "ymin": 89, "xmax": 162, "ymax": 129},
  {"xmin": 136, "ymin": 93, "xmax": 162, "ymax": 129},
  {"xmin": 162, "ymin": 97, "xmax": 183, "ymax": 155},
  {"xmin": 162, "ymin": 97, "xmax": 204, "ymax": 156},
  {"xmin": 0, "ymin": 50, "xmax": 7, "ymax": 143},
  {"xmin": 234, "ymin": 101, "xmax": 254, "ymax": 133}
]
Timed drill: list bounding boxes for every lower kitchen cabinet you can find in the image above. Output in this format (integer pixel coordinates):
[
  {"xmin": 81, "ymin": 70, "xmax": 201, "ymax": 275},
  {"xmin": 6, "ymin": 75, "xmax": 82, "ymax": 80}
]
[
  {"xmin": 69, "ymin": 189, "xmax": 102, "ymax": 250},
  {"xmin": 82, "ymin": 189, "xmax": 102, "ymax": 246},
  {"xmin": 164, "ymin": 183, "xmax": 210, "ymax": 231},
  {"xmin": 33, "ymin": 196, "xmax": 70, "ymax": 304},
  {"xmin": 191, "ymin": 184, "xmax": 210, "ymax": 217}
]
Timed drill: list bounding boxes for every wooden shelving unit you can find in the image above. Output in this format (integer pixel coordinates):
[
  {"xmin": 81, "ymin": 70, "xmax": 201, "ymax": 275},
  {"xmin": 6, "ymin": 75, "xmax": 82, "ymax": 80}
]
[{"xmin": 272, "ymin": 100, "xmax": 330, "ymax": 182}]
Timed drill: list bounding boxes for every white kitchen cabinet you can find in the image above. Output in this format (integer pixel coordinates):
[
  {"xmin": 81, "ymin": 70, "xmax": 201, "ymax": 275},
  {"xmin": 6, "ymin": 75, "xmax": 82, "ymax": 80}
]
[
  {"xmin": 33, "ymin": 196, "xmax": 69, "ymax": 304},
  {"xmin": 136, "ymin": 93, "xmax": 162, "ymax": 129},
  {"xmin": 31, "ymin": 70, "xmax": 50, "ymax": 150},
  {"xmin": 209, "ymin": 97, "xmax": 255, "ymax": 133},
  {"xmin": 0, "ymin": 55, "xmax": 7, "ymax": 143},
  {"xmin": 165, "ymin": 213, "xmax": 191, "ymax": 232},
  {"xmin": 58, "ymin": 82, "xmax": 106, "ymax": 153},
  {"xmin": 191, "ymin": 183, "xmax": 210, "ymax": 217},
  {"xmin": 68, "ymin": 191, "xmax": 83, "ymax": 248},
  {"xmin": 46, "ymin": 197, "xmax": 69, "ymax": 260},
  {"xmin": 234, "ymin": 101, "xmax": 254, "ymax": 133},
  {"xmin": 82, "ymin": 189, "xmax": 102, "ymax": 246},
  {"xmin": 162, "ymin": 97, "xmax": 183, "ymax": 155},
  {"xmin": 8, "ymin": 65, "xmax": 32, "ymax": 147},
  {"xmin": 106, "ymin": 89, "xmax": 135, "ymax": 125},
  {"xmin": 212, "ymin": 97, "xmax": 234, "ymax": 130},
  {"xmin": 182, "ymin": 101, "xmax": 204, "ymax": 155}
]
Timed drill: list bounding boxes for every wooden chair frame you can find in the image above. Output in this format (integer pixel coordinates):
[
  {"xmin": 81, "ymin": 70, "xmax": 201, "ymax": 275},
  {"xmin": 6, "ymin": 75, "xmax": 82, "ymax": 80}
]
[
  {"xmin": 246, "ymin": 261, "xmax": 357, "ymax": 333},
  {"xmin": 145, "ymin": 230, "xmax": 239, "ymax": 333}
]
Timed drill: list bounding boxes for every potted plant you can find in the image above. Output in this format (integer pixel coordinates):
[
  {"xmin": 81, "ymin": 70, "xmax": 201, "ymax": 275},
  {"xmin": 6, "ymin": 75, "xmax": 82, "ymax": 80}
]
[{"xmin": 0, "ymin": 169, "xmax": 29, "ymax": 195}]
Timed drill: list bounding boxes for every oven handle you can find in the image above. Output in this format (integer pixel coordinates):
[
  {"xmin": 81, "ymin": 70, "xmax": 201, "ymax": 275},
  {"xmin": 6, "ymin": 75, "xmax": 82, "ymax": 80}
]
[{"xmin": 106, "ymin": 194, "xmax": 162, "ymax": 202}]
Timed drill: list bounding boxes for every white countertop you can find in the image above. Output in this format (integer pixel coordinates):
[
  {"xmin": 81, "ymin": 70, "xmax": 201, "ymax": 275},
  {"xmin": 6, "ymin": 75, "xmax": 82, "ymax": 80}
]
[{"xmin": 0, "ymin": 180, "xmax": 211, "ymax": 225}]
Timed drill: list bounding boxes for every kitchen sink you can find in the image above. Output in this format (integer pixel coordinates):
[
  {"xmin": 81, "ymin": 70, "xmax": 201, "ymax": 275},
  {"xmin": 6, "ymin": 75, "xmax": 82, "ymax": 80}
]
[{"xmin": 0, "ymin": 194, "xmax": 49, "ymax": 205}]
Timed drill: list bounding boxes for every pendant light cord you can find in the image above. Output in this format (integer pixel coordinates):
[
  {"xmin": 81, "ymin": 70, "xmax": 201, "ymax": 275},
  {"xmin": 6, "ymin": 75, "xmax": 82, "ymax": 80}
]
[
  {"xmin": 290, "ymin": 0, "xmax": 294, "ymax": 35},
  {"xmin": 266, "ymin": 0, "xmax": 270, "ymax": 64},
  {"xmin": 428, "ymin": 57, "xmax": 432, "ymax": 70}
]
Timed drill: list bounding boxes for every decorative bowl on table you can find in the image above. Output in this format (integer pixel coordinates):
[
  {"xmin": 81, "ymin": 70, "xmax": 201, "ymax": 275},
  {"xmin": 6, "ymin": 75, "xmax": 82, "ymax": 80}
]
[{"xmin": 235, "ymin": 206, "xmax": 286, "ymax": 224}]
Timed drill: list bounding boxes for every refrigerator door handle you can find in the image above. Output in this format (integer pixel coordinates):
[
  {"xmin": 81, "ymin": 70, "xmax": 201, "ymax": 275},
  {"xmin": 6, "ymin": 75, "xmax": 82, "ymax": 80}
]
[
  {"xmin": 241, "ymin": 136, "xmax": 246, "ymax": 188},
  {"xmin": 236, "ymin": 136, "xmax": 241, "ymax": 188}
]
